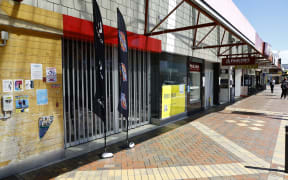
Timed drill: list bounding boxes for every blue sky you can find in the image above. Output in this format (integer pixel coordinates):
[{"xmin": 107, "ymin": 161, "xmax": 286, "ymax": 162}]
[{"xmin": 233, "ymin": 0, "xmax": 288, "ymax": 51}]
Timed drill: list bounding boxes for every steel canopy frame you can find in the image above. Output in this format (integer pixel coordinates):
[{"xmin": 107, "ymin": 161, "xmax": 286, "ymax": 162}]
[{"xmin": 143, "ymin": 0, "xmax": 266, "ymax": 59}]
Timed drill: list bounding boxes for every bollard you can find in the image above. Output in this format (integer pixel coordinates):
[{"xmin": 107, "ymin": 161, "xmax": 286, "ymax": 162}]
[{"xmin": 285, "ymin": 126, "xmax": 288, "ymax": 172}]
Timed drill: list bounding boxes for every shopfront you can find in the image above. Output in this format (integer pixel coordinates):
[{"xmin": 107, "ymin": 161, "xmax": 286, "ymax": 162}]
[{"xmin": 151, "ymin": 53, "xmax": 203, "ymax": 123}]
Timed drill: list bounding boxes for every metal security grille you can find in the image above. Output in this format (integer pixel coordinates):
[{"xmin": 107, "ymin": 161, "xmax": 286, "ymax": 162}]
[{"xmin": 63, "ymin": 38, "xmax": 151, "ymax": 148}]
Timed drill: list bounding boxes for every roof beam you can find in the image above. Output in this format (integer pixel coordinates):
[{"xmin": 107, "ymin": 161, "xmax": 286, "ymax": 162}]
[
  {"xmin": 195, "ymin": 25, "xmax": 216, "ymax": 47},
  {"xmin": 193, "ymin": 42, "xmax": 246, "ymax": 50},
  {"xmin": 146, "ymin": 22, "xmax": 217, "ymax": 36},
  {"xmin": 149, "ymin": 0, "xmax": 185, "ymax": 34},
  {"xmin": 144, "ymin": 0, "xmax": 149, "ymax": 34},
  {"xmin": 193, "ymin": 11, "xmax": 200, "ymax": 47},
  {"xmin": 218, "ymin": 52, "xmax": 259, "ymax": 57}
]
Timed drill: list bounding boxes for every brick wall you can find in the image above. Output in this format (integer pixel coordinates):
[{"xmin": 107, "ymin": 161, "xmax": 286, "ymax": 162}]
[{"xmin": 0, "ymin": 0, "xmax": 64, "ymax": 170}]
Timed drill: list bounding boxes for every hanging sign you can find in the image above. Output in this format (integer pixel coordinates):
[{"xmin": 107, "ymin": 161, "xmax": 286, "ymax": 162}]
[
  {"xmin": 46, "ymin": 67, "xmax": 57, "ymax": 83},
  {"xmin": 3, "ymin": 80, "xmax": 13, "ymax": 92},
  {"xmin": 189, "ymin": 62, "xmax": 201, "ymax": 72},
  {"xmin": 31, "ymin": 64, "xmax": 43, "ymax": 80},
  {"xmin": 222, "ymin": 57, "xmax": 256, "ymax": 66},
  {"xmin": 117, "ymin": 8, "xmax": 129, "ymax": 119}
]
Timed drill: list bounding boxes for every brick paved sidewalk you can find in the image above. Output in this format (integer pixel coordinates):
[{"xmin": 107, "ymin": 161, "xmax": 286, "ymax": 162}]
[{"xmin": 4, "ymin": 85, "xmax": 288, "ymax": 180}]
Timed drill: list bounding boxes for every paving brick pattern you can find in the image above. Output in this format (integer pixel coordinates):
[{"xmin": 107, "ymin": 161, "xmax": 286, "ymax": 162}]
[{"xmin": 4, "ymin": 85, "xmax": 288, "ymax": 180}]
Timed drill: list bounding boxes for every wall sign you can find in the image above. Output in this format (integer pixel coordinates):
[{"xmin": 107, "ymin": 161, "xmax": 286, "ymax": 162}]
[
  {"xmin": 46, "ymin": 67, "xmax": 57, "ymax": 83},
  {"xmin": 3, "ymin": 80, "xmax": 13, "ymax": 92},
  {"xmin": 31, "ymin": 64, "xmax": 43, "ymax": 80},
  {"xmin": 189, "ymin": 62, "xmax": 201, "ymax": 72},
  {"xmin": 222, "ymin": 57, "xmax": 256, "ymax": 66},
  {"xmin": 15, "ymin": 95, "xmax": 29, "ymax": 113}
]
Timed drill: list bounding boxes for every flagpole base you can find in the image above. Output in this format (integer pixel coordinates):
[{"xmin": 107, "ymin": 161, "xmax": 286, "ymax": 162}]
[
  {"xmin": 101, "ymin": 152, "xmax": 113, "ymax": 159},
  {"xmin": 128, "ymin": 142, "xmax": 135, "ymax": 148}
]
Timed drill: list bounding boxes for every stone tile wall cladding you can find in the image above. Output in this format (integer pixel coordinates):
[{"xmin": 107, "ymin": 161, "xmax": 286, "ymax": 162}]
[{"xmin": 22, "ymin": 0, "xmax": 222, "ymax": 62}]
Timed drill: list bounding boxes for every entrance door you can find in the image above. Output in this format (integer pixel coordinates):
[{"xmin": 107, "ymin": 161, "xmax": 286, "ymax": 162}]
[
  {"xmin": 62, "ymin": 38, "xmax": 151, "ymax": 148},
  {"xmin": 205, "ymin": 71, "xmax": 214, "ymax": 108}
]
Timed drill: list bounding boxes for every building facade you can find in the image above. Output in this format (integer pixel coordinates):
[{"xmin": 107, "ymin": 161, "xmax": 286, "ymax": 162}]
[{"xmin": 0, "ymin": 0, "xmax": 274, "ymax": 177}]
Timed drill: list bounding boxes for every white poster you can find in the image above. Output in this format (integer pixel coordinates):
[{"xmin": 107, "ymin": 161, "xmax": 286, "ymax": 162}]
[
  {"xmin": 46, "ymin": 67, "xmax": 57, "ymax": 83},
  {"xmin": 31, "ymin": 64, "xmax": 43, "ymax": 80},
  {"xmin": 25, "ymin": 80, "xmax": 31, "ymax": 90},
  {"xmin": 3, "ymin": 80, "xmax": 13, "ymax": 92}
]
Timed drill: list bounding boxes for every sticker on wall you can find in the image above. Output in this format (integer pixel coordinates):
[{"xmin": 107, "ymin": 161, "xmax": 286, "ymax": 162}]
[
  {"xmin": 39, "ymin": 116, "xmax": 54, "ymax": 139},
  {"xmin": 3, "ymin": 80, "xmax": 13, "ymax": 92},
  {"xmin": 36, "ymin": 89, "xmax": 48, "ymax": 105},
  {"xmin": 25, "ymin": 80, "xmax": 34, "ymax": 90},
  {"xmin": 51, "ymin": 84, "xmax": 61, "ymax": 89},
  {"xmin": 15, "ymin": 95, "xmax": 29, "ymax": 113},
  {"xmin": 14, "ymin": 80, "xmax": 23, "ymax": 91},
  {"xmin": 46, "ymin": 67, "xmax": 57, "ymax": 83},
  {"xmin": 31, "ymin": 64, "xmax": 43, "ymax": 80}
]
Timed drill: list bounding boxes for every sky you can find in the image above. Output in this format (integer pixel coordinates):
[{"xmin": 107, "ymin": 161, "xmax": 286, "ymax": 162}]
[{"xmin": 233, "ymin": 0, "xmax": 288, "ymax": 63}]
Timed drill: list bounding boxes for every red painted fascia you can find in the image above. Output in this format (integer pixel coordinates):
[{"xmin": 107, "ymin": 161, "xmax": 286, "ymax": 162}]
[{"xmin": 63, "ymin": 15, "xmax": 161, "ymax": 53}]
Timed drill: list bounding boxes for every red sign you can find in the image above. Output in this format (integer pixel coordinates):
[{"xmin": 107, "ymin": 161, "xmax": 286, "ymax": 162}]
[
  {"xmin": 222, "ymin": 57, "xmax": 256, "ymax": 66},
  {"xmin": 189, "ymin": 62, "xmax": 201, "ymax": 72}
]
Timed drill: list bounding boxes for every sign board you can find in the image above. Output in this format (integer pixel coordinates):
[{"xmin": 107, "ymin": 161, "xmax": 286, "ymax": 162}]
[
  {"xmin": 31, "ymin": 64, "xmax": 43, "ymax": 80},
  {"xmin": 189, "ymin": 62, "xmax": 201, "ymax": 72},
  {"xmin": 222, "ymin": 57, "xmax": 256, "ymax": 66}
]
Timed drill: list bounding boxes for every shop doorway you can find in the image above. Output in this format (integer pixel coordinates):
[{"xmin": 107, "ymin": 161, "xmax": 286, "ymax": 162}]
[{"xmin": 62, "ymin": 38, "xmax": 151, "ymax": 148}]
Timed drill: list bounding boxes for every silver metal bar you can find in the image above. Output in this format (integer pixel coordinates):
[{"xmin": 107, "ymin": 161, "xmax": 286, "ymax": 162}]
[
  {"xmin": 107, "ymin": 45, "xmax": 112, "ymax": 134},
  {"xmin": 64, "ymin": 39, "xmax": 70, "ymax": 147},
  {"xmin": 143, "ymin": 52, "xmax": 147, "ymax": 123},
  {"xmin": 104, "ymin": 45, "xmax": 108, "ymax": 137},
  {"xmin": 138, "ymin": 51, "xmax": 142, "ymax": 125},
  {"xmin": 81, "ymin": 40, "xmax": 85, "ymax": 142},
  {"xmin": 133, "ymin": 49, "xmax": 137, "ymax": 128},
  {"xmin": 128, "ymin": 49, "xmax": 132, "ymax": 128},
  {"xmin": 89, "ymin": 41, "xmax": 94, "ymax": 138},
  {"xmin": 112, "ymin": 46, "xmax": 119, "ymax": 133},
  {"xmin": 147, "ymin": 52, "xmax": 151, "ymax": 123},
  {"xmin": 62, "ymin": 38, "xmax": 68, "ymax": 148},
  {"xmin": 72, "ymin": 39, "xmax": 78, "ymax": 143},
  {"xmin": 85, "ymin": 41, "xmax": 89, "ymax": 141}
]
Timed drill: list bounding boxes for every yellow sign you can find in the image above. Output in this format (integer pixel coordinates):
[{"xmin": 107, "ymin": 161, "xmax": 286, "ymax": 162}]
[{"xmin": 161, "ymin": 84, "xmax": 186, "ymax": 119}]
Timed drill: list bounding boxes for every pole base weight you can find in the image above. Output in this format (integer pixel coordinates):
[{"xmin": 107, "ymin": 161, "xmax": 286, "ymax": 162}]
[
  {"xmin": 128, "ymin": 142, "xmax": 135, "ymax": 148},
  {"xmin": 101, "ymin": 152, "xmax": 113, "ymax": 159}
]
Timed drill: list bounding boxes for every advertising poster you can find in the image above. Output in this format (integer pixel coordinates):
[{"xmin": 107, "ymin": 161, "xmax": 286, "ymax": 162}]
[
  {"xmin": 3, "ymin": 80, "xmax": 13, "ymax": 92},
  {"xmin": 31, "ymin": 64, "xmax": 43, "ymax": 80},
  {"xmin": 14, "ymin": 80, "xmax": 23, "ymax": 91},
  {"xmin": 36, "ymin": 89, "xmax": 48, "ymax": 105},
  {"xmin": 39, "ymin": 116, "xmax": 54, "ymax": 139},
  {"xmin": 161, "ymin": 84, "xmax": 186, "ymax": 119},
  {"xmin": 15, "ymin": 95, "xmax": 29, "ymax": 113},
  {"xmin": 25, "ymin": 80, "xmax": 34, "ymax": 90},
  {"xmin": 46, "ymin": 67, "xmax": 57, "ymax": 83}
]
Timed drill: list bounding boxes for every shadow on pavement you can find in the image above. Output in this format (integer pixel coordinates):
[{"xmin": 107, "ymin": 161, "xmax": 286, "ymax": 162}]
[{"xmin": 245, "ymin": 166, "xmax": 286, "ymax": 173}]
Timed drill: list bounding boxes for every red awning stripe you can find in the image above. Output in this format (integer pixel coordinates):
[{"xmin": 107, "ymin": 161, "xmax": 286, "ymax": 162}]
[{"xmin": 63, "ymin": 15, "xmax": 161, "ymax": 53}]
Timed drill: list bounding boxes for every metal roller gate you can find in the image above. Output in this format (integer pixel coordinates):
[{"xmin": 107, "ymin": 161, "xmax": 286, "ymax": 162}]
[{"xmin": 62, "ymin": 38, "xmax": 151, "ymax": 148}]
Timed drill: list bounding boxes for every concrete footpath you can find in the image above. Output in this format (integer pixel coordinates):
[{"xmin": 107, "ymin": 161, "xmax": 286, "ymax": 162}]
[{"xmin": 4, "ymin": 85, "xmax": 288, "ymax": 180}]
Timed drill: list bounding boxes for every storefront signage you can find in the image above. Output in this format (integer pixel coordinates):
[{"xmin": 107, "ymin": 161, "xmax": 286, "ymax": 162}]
[
  {"xmin": 222, "ymin": 57, "xmax": 256, "ymax": 66},
  {"xmin": 189, "ymin": 62, "xmax": 200, "ymax": 72}
]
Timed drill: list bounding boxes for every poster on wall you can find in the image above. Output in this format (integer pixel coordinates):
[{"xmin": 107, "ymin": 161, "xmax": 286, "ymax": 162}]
[
  {"xmin": 14, "ymin": 80, "xmax": 23, "ymax": 91},
  {"xmin": 25, "ymin": 80, "xmax": 34, "ymax": 90},
  {"xmin": 3, "ymin": 80, "xmax": 13, "ymax": 92},
  {"xmin": 15, "ymin": 95, "xmax": 29, "ymax": 113},
  {"xmin": 46, "ymin": 67, "xmax": 57, "ymax": 83},
  {"xmin": 31, "ymin": 64, "xmax": 43, "ymax": 80},
  {"xmin": 36, "ymin": 89, "xmax": 48, "ymax": 105},
  {"xmin": 39, "ymin": 116, "xmax": 54, "ymax": 139},
  {"xmin": 161, "ymin": 84, "xmax": 186, "ymax": 119}
]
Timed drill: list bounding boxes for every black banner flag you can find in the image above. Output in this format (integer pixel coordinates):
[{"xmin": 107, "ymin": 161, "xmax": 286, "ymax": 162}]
[
  {"xmin": 92, "ymin": 0, "xmax": 106, "ymax": 121},
  {"xmin": 117, "ymin": 8, "xmax": 129, "ymax": 119}
]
